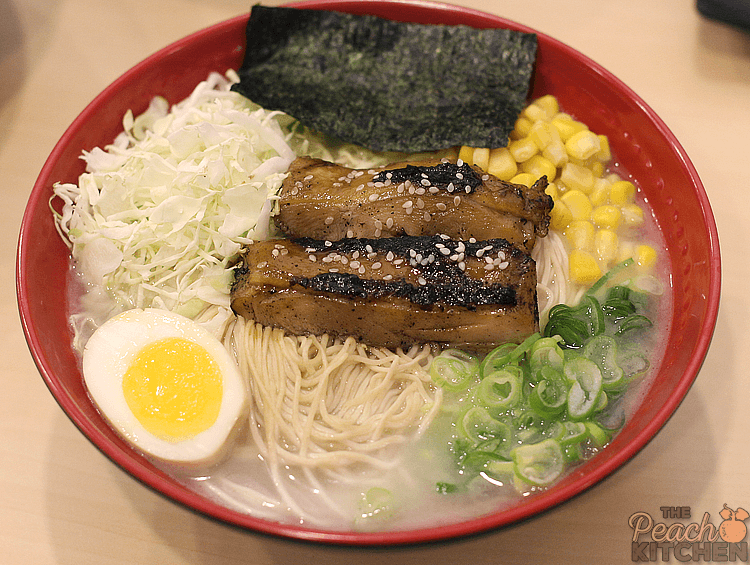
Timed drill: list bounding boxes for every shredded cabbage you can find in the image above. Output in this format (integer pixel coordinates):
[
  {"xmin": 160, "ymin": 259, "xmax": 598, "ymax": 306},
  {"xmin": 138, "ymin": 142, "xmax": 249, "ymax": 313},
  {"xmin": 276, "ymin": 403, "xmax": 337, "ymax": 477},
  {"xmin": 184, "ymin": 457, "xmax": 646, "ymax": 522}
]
[{"xmin": 52, "ymin": 71, "xmax": 296, "ymax": 343}]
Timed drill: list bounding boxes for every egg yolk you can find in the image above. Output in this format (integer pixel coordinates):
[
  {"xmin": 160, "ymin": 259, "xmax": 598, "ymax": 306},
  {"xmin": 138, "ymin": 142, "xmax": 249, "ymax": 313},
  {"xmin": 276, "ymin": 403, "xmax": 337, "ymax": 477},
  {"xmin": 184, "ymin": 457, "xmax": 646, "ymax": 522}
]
[{"xmin": 122, "ymin": 337, "xmax": 222, "ymax": 442}]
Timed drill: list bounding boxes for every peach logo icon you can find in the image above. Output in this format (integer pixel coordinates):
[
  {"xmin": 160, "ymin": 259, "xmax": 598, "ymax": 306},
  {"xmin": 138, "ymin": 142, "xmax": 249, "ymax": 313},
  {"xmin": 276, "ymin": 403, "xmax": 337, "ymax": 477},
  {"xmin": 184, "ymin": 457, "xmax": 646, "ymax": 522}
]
[{"xmin": 719, "ymin": 504, "xmax": 749, "ymax": 543}]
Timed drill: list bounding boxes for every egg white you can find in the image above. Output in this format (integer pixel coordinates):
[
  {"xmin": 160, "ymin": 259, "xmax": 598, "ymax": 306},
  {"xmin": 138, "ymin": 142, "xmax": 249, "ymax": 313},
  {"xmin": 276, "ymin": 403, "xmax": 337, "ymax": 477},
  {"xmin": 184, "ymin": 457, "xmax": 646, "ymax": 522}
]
[{"xmin": 82, "ymin": 308, "xmax": 247, "ymax": 468}]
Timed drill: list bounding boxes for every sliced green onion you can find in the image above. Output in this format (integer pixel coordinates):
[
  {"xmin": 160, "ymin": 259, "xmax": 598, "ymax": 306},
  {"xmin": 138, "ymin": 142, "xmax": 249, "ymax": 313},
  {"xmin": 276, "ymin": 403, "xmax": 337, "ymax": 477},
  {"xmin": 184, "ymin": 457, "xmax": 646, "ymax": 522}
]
[
  {"xmin": 529, "ymin": 337, "xmax": 565, "ymax": 376},
  {"xmin": 583, "ymin": 335, "xmax": 625, "ymax": 391},
  {"xmin": 616, "ymin": 314, "xmax": 653, "ymax": 335},
  {"xmin": 585, "ymin": 422, "xmax": 612, "ymax": 447},
  {"xmin": 479, "ymin": 343, "xmax": 517, "ymax": 378},
  {"xmin": 558, "ymin": 421, "xmax": 588, "ymax": 446},
  {"xmin": 512, "ymin": 439, "xmax": 564, "ymax": 487},
  {"xmin": 618, "ymin": 351, "xmax": 650, "ymax": 379},
  {"xmin": 529, "ymin": 379, "xmax": 567, "ymax": 418},
  {"xmin": 565, "ymin": 357, "xmax": 603, "ymax": 420},
  {"xmin": 430, "ymin": 349, "xmax": 479, "ymax": 392},
  {"xmin": 457, "ymin": 406, "xmax": 510, "ymax": 444},
  {"xmin": 586, "ymin": 257, "xmax": 635, "ymax": 297},
  {"xmin": 477, "ymin": 368, "xmax": 523, "ymax": 411}
]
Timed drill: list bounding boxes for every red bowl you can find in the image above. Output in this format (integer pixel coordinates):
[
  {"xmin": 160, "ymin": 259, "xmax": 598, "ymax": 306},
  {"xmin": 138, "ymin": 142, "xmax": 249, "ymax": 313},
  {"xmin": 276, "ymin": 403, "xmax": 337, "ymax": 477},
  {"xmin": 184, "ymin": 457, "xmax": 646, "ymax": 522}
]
[{"xmin": 16, "ymin": 0, "xmax": 720, "ymax": 545}]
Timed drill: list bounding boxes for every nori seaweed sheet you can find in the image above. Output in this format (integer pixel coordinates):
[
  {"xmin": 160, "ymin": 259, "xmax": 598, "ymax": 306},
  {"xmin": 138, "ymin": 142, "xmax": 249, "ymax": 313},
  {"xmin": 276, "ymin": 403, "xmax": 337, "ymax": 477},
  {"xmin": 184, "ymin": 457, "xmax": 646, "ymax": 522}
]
[{"xmin": 232, "ymin": 5, "xmax": 537, "ymax": 153}]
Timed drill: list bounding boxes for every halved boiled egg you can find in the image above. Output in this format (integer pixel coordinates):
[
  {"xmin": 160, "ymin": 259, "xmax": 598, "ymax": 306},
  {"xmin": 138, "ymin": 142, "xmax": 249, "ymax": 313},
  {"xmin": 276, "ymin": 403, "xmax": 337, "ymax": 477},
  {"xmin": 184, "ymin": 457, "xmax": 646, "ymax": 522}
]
[{"xmin": 82, "ymin": 308, "xmax": 247, "ymax": 468}]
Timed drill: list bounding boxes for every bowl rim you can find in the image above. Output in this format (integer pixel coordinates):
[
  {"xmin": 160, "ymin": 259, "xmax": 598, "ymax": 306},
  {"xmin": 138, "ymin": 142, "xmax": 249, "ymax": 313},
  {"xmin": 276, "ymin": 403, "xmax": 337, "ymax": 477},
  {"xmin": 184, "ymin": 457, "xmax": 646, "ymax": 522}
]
[{"xmin": 16, "ymin": 0, "xmax": 721, "ymax": 546}]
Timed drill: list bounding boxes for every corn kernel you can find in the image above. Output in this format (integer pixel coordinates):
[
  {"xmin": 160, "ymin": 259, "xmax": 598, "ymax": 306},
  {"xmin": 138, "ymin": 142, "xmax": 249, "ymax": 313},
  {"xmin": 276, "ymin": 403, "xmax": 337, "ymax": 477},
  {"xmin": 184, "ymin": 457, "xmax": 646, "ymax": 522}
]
[
  {"xmin": 458, "ymin": 146, "xmax": 474, "ymax": 164},
  {"xmin": 565, "ymin": 130, "xmax": 601, "ymax": 160},
  {"xmin": 542, "ymin": 139, "xmax": 568, "ymax": 168},
  {"xmin": 596, "ymin": 135, "xmax": 611, "ymax": 162},
  {"xmin": 621, "ymin": 203, "xmax": 645, "ymax": 227},
  {"xmin": 590, "ymin": 160, "xmax": 605, "ymax": 178},
  {"xmin": 508, "ymin": 137, "xmax": 538, "ymax": 162},
  {"xmin": 513, "ymin": 117, "xmax": 533, "ymax": 139},
  {"xmin": 529, "ymin": 121, "xmax": 555, "ymax": 150},
  {"xmin": 551, "ymin": 115, "xmax": 587, "ymax": 142},
  {"xmin": 560, "ymin": 162, "xmax": 595, "ymax": 193},
  {"xmin": 560, "ymin": 189, "xmax": 593, "ymax": 220},
  {"xmin": 471, "ymin": 147, "xmax": 490, "ymax": 171},
  {"xmin": 510, "ymin": 173, "xmax": 535, "ymax": 187},
  {"xmin": 487, "ymin": 147, "xmax": 517, "ymax": 181},
  {"xmin": 635, "ymin": 245, "xmax": 657, "ymax": 270},
  {"xmin": 564, "ymin": 220, "xmax": 595, "ymax": 251},
  {"xmin": 610, "ymin": 180, "xmax": 637, "ymax": 205},
  {"xmin": 534, "ymin": 94, "xmax": 559, "ymax": 118},
  {"xmin": 545, "ymin": 182, "xmax": 559, "ymax": 200},
  {"xmin": 550, "ymin": 198, "xmax": 574, "ymax": 230},
  {"xmin": 595, "ymin": 229, "xmax": 619, "ymax": 266},
  {"xmin": 522, "ymin": 103, "xmax": 549, "ymax": 123},
  {"xmin": 521, "ymin": 154, "xmax": 557, "ymax": 182},
  {"xmin": 569, "ymin": 249, "xmax": 603, "ymax": 285},
  {"xmin": 591, "ymin": 205, "xmax": 622, "ymax": 230},
  {"xmin": 590, "ymin": 179, "xmax": 611, "ymax": 207}
]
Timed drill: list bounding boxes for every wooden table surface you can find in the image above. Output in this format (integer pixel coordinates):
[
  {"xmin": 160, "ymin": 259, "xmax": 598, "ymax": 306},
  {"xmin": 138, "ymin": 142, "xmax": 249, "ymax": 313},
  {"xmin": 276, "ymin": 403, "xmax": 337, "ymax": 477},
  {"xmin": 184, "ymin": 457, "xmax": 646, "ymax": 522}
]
[{"xmin": 2, "ymin": 0, "xmax": 747, "ymax": 563}]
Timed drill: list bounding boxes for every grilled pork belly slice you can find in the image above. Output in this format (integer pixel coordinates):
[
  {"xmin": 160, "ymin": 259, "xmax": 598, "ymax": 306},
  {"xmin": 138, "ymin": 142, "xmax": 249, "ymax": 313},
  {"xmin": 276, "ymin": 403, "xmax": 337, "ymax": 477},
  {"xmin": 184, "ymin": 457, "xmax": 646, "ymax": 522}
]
[
  {"xmin": 274, "ymin": 157, "xmax": 553, "ymax": 253},
  {"xmin": 231, "ymin": 235, "xmax": 538, "ymax": 353}
]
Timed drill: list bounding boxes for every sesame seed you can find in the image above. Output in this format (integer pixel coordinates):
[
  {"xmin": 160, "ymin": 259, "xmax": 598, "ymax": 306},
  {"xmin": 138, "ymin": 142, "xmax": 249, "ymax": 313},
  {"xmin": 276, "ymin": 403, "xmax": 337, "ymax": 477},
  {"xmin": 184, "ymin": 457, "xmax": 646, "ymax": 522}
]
[
  {"xmin": 403, "ymin": 200, "xmax": 413, "ymax": 209},
  {"xmin": 393, "ymin": 259, "xmax": 404, "ymax": 265},
  {"xmin": 367, "ymin": 252, "xmax": 377, "ymax": 259},
  {"xmin": 469, "ymin": 238, "xmax": 477, "ymax": 243},
  {"xmin": 415, "ymin": 187, "xmax": 426, "ymax": 195},
  {"xmin": 386, "ymin": 172, "xmax": 392, "ymax": 179},
  {"xmin": 322, "ymin": 256, "xmax": 333, "ymax": 263},
  {"xmin": 498, "ymin": 261, "xmax": 509, "ymax": 270},
  {"xmin": 418, "ymin": 277, "xmax": 427, "ymax": 285},
  {"xmin": 447, "ymin": 183, "xmax": 455, "ymax": 192},
  {"xmin": 291, "ymin": 188, "xmax": 299, "ymax": 195},
  {"xmin": 372, "ymin": 262, "xmax": 382, "ymax": 270},
  {"xmin": 386, "ymin": 251, "xmax": 395, "ymax": 261},
  {"xmin": 482, "ymin": 174, "xmax": 490, "ymax": 181},
  {"xmin": 498, "ymin": 251, "xmax": 506, "ymax": 261},
  {"xmin": 256, "ymin": 261, "xmax": 268, "ymax": 269},
  {"xmin": 456, "ymin": 242, "xmax": 465, "ymax": 252},
  {"xmin": 355, "ymin": 170, "xmax": 365, "ymax": 177},
  {"xmin": 409, "ymin": 249, "xmax": 417, "ymax": 257},
  {"xmin": 428, "ymin": 186, "xmax": 439, "ymax": 194},
  {"xmin": 308, "ymin": 255, "xmax": 317, "ymax": 262},
  {"xmin": 346, "ymin": 230, "xmax": 354, "ymax": 238},
  {"xmin": 281, "ymin": 249, "xmax": 289, "ymax": 255},
  {"xmin": 352, "ymin": 251, "xmax": 360, "ymax": 259},
  {"xmin": 358, "ymin": 266, "xmax": 366, "ymax": 274},
  {"xmin": 439, "ymin": 234, "xmax": 450, "ymax": 240},
  {"xmin": 420, "ymin": 179, "xmax": 431, "ymax": 186},
  {"xmin": 457, "ymin": 159, "xmax": 464, "ymax": 166},
  {"xmin": 485, "ymin": 256, "xmax": 494, "ymax": 263},
  {"xmin": 303, "ymin": 174, "xmax": 314, "ymax": 181},
  {"xmin": 421, "ymin": 173, "xmax": 428, "ymax": 178},
  {"xmin": 306, "ymin": 247, "xmax": 316, "ymax": 253},
  {"xmin": 350, "ymin": 260, "xmax": 360, "ymax": 269},
  {"xmin": 477, "ymin": 249, "xmax": 486, "ymax": 257},
  {"xmin": 465, "ymin": 186, "xmax": 471, "ymax": 193},
  {"xmin": 384, "ymin": 274, "xmax": 393, "ymax": 280},
  {"xmin": 423, "ymin": 212, "xmax": 431, "ymax": 222},
  {"xmin": 405, "ymin": 207, "xmax": 413, "ymax": 214},
  {"xmin": 374, "ymin": 219, "xmax": 383, "ymax": 229},
  {"xmin": 458, "ymin": 261, "xmax": 466, "ymax": 271},
  {"xmin": 397, "ymin": 185, "xmax": 405, "ymax": 194},
  {"xmin": 436, "ymin": 202, "xmax": 447, "ymax": 211},
  {"xmin": 374, "ymin": 181, "xmax": 385, "ymax": 188},
  {"xmin": 408, "ymin": 185, "xmax": 416, "ymax": 194},
  {"xmin": 329, "ymin": 268, "xmax": 339, "ymax": 272},
  {"xmin": 333, "ymin": 182, "xmax": 342, "ymax": 188},
  {"xmin": 340, "ymin": 257, "xmax": 349, "ymax": 265},
  {"xmin": 325, "ymin": 240, "xmax": 332, "ymax": 247},
  {"xmin": 386, "ymin": 218, "xmax": 394, "ymax": 228},
  {"xmin": 368, "ymin": 193, "xmax": 379, "ymax": 202},
  {"xmin": 325, "ymin": 216, "xmax": 334, "ymax": 225},
  {"xmin": 374, "ymin": 228, "xmax": 382, "ymax": 237},
  {"xmin": 484, "ymin": 264, "xmax": 494, "ymax": 270},
  {"xmin": 416, "ymin": 198, "xmax": 425, "ymax": 209},
  {"xmin": 454, "ymin": 195, "xmax": 461, "ymax": 206},
  {"xmin": 366, "ymin": 245, "xmax": 374, "ymax": 253},
  {"xmin": 450, "ymin": 254, "xmax": 460, "ymax": 261},
  {"xmin": 439, "ymin": 247, "xmax": 451, "ymax": 256},
  {"xmin": 456, "ymin": 172, "xmax": 464, "ymax": 180},
  {"xmin": 271, "ymin": 249, "xmax": 280, "ymax": 257}
]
